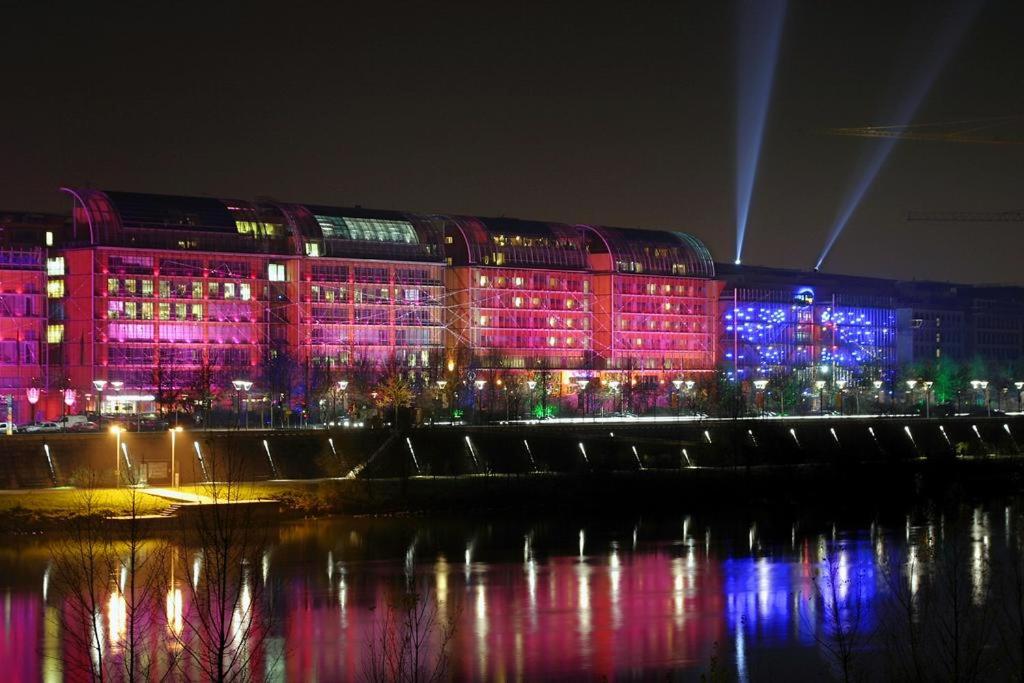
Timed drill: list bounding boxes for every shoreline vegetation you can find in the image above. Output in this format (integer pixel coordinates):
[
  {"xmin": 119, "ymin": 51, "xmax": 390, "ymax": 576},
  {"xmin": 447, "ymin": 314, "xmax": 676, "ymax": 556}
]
[{"xmin": 3, "ymin": 454, "xmax": 1024, "ymax": 534}]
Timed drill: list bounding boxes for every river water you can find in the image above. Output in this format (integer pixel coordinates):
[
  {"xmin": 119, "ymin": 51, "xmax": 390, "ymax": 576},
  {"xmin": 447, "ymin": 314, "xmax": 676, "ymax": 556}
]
[{"xmin": 0, "ymin": 500, "xmax": 1021, "ymax": 681}]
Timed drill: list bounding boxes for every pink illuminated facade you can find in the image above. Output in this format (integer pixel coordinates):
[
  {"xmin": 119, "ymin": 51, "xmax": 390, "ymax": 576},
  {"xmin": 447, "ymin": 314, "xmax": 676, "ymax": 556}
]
[
  {"xmin": 0, "ymin": 212, "xmax": 66, "ymax": 423},
  {"xmin": 16, "ymin": 188, "xmax": 721, "ymax": 419}
]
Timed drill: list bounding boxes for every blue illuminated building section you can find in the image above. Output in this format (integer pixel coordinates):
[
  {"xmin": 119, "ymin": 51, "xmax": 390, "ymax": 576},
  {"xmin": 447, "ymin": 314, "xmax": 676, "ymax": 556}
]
[{"xmin": 722, "ymin": 285, "xmax": 897, "ymax": 382}]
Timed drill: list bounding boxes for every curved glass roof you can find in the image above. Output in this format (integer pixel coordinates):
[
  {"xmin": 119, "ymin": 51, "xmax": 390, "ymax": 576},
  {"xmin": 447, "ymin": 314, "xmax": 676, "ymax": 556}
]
[
  {"xmin": 582, "ymin": 225, "xmax": 715, "ymax": 278},
  {"xmin": 62, "ymin": 189, "xmax": 290, "ymax": 254},
  {"xmin": 272, "ymin": 203, "xmax": 444, "ymax": 261},
  {"xmin": 444, "ymin": 216, "xmax": 588, "ymax": 270},
  {"xmin": 61, "ymin": 188, "xmax": 716, "ymax": 276}
]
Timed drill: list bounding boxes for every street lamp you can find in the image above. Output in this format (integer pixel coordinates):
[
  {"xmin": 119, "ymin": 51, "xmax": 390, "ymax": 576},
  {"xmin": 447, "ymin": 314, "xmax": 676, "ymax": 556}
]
[
  {"xmin": 474, "ymin": 379, "xmax": 486, "ymax": 422},
  {"xmin": 169, "ymin": 426, "xmax": 183, "ymax": 488},
  {"xmin": 971, "ymin": 380, "xmax": 990, "ymax": 415},
  {"xmin": 814, "ymin": 380, "xmax": 827, "ymax": 413},
  {"xmin": 436, "ymin": 379, "xmax": 449, "ymax": 422},
  {"xmin": 337, "ymin": 380, "xmax": 349, "ymax": 422},
  {"xmin": 110, "ymin": 425, "xmax": 123, "ymax": 485},
  {"xmin": 526, "ymin": 380, "xmax": 537, "ymax": 418},
  {"xmin": 92, "ymin": 379, "xmax": 107, "ymax": 418},
  {"xmin": 753, "ymin": 379, "xmax": 769, "ymax": 417},
  {"xmin": 923, "ymin": 381, "xmax": 933, "ymax": 418},
  {"xmin": 576, "ymin": 378, "xmax": 590, "ymax": 419},
  {"xmin": 835, "ymin": 379, "xmax": 847, "ymax": 416},
  {"xmin": 671, "ymin": 379, "xmax": 684, "ymax": 418},
  {"xmin": 1015, "ymin": 381, "xmax": 1023, "ymax": 413},
  {"xmin": 231, "ymin": 380, "xmax": 253, "ymax": 429}
]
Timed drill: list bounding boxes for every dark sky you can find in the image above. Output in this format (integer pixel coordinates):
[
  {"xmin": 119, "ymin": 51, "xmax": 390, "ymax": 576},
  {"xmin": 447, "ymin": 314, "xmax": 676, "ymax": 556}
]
[{"xmin": 2, "ymin": 2, "xmax": 1022, "ymax": 283}]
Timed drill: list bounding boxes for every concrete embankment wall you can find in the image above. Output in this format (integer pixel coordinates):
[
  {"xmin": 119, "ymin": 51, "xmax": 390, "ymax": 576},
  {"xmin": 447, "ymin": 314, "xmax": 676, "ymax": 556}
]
[{"xmin": 0, "ymin": 416, "xmax": 1022, "ymax": 488}]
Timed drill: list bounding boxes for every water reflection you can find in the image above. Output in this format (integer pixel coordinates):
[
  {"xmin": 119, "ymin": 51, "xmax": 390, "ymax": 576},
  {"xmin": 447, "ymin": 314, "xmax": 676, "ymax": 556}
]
[{"xmin": 3, "ymin": 503, "xmax": 1024, "ymax": 679}]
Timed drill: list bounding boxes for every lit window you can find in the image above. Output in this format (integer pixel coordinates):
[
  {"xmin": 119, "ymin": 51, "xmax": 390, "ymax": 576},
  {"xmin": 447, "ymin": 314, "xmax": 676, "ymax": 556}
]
[
  {"xmin": 142, "ymin": 280, "xmax": 153, "ymax": 297},
  {"xmin": 141, "ymin": 302, "xmax": 153, "ymax": 320},
  {"xmin": 513, "ymin": 297, "xmax": 523, "ymax": 308},
  {"xmin": 46, "ymin": 257, "xmax": 64, "ymax": 275},
  {"xmin": 548, "ymin": 336, "xmax": 557, "ymax": 347},
  {"xmin": 514, "ymin": 277, "xmax": 523, "ymax": 287},
  {"xmin": 107, "ymin": 278, "xmax": 118, "ymax": 294},
  {"xmin": 47, "ymin": 324, "xmax": 63, "ymax": 344},
  {"xmin": 224, "ymin": 283, "xmax": 236, "ymax": 299},
  {"xmin": 305, "ymin": 242, "xmax": 320, "ymax": 257},
  {"xmin": 268, "ymin": 263, "xmax": 286, "ymax": 282},
  {"xmin": 47, "ymin": 280, "xmax": 64, "ymax": 298},
  {"xmin": 45, "ymin": 231, "xmax": 53, "ymax": 247},
  {"xmin": 479, "ymin": 275, "xmax": 489, "ymax": 287},
  {"xmin": 480, "ymin": 315, "xmax": 488, "ymax": 326},
  {"xmin": 158, "ymin": 303, "xmax": 169, "ymax": 320},
  {"xmin": 240, "ymin": 283, "xmax": 251, "ymax": 301}
]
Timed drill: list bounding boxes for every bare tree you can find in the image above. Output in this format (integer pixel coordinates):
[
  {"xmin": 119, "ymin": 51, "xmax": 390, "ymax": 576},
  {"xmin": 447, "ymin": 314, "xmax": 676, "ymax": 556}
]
[
  {"xmin": 363, "ymin": 582, "xmax": 458, "ymax": 683},
  {"xmin": 804, "ymin": 540, "xmax": 868, "ymax": 683},
  {"xmin": 171, "ymin": 437, "xmax": 276, "ymax": 681}
]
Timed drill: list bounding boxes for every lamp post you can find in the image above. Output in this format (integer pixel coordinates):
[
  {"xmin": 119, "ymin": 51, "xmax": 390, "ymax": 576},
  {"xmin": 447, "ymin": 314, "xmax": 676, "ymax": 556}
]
[
  {"xmin": 835, "ymin": 379, "xmax": 847, "ymax": 416},
  {"xmin": 576, "ymin": 378, "xmax": 590, "ymax": 419},
  {"xmin": 923, "ymin": 381, "xmax": 933, "ymax": 419},
  {"xmin": 685, "ymin": 380, "xmax": 696, "ymax": 416},
  {"xmin": 110, "ymin": 425, "xmax": 123, "ymax": 485},
  {"xmin": 753, "ymin": 379, "xmax": 769, "ymax": 417},
  {"xmin": 671, "ymin": 379, "xmax": 684, "ymax": 418},
  {"xmin": 814, "ymin": 380, "xmax": 827, "ymax": 414},
  {"xmin": 474, "ymin": 379, "xmax": 486, "ymax": 422},
  {"xmin": 1016, "ymin": 381, "xmax": 1023, "ymax": 413},
  {"xmin": 872, "ymin": 380, "xmax": 884, "ymax": 414},
  {"xmin": 436, "ymin": 379, "xmax": 449, "ymax": 422},
  {"xmin": 607, "ymin": 379, "xmax": 620, "ymax": 416},
  {"xmin": 169, "ymin": 425, "xmax": 183, "ymax": 488},
  {"xmin": 971, "ymin": 380, "xmax": 990, "ymax": 416},
  {"xmin": 92, "ymin": 379, "xmax": 107, "ymax": 420},
  {"xmin": 526, "ymin": 380, "xmax": 537, "ymax": 418},
  {"xmin": 231, "ymin": 380, "xmax": 252, "ymax": 429},
  {"xmin": 337, "ymin": 380, "xmax": 349, "ymax": 422},
  {"xmin": 906, "ymin": 379, "xmax": 918, "ymax": 415}
]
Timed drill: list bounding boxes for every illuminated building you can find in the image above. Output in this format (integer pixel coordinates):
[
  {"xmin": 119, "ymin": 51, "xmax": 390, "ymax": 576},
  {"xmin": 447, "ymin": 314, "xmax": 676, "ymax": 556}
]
[
  {"xmin": 0, "ymin": 212, "xmax": 65, "ymax": 423},
  {"xmin": 442, "ymin": 218, "xmax": 721, "ymax": 385},
  {"xmin": 61, "ymin": 190, "xmax": 447, "ymax": 415},
  {"xmin": 717, "ymin": 264, "xmax": 901, "ymax": 385},
  {"xmin": 6, "ymin": 186, "xmax": 1022, "ymax": 422},
  {"xmin": 50, "ymin": 191, "xmax": 722, "ymax": 415}
]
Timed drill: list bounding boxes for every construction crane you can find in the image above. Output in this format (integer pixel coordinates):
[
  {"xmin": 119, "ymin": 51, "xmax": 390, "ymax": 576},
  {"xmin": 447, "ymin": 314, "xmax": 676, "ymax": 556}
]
[
  {"xmin": 823, "ymin": 115, "xmax": 1024, "ymax": 145},
  {"xmin": 907, "ymin": 210, "xmax": 1024, "ymax": 222}
]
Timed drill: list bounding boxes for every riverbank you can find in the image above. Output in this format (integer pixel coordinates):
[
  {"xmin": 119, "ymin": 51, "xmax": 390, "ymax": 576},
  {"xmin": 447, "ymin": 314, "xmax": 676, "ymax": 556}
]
[{"xmin": 4, "ymin": 454, "xmax": 1024, "ymax": 534}]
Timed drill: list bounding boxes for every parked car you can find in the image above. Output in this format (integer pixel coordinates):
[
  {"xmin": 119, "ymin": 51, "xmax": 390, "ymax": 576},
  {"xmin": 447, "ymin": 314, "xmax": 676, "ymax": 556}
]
[
  {"xmin": 22, "ymin": 421, "xmax": 60, "ymax": 433},
  {"xmin": 0, "ymin": 422, "xmax": 17, "ymax": 434},
  {"xmin": 56, "ymin": 415, "xmax": 92, "ymax": 430},
  {"xmin": 68, "ymin": 420, "xmax": 100, "ymax": 432}
]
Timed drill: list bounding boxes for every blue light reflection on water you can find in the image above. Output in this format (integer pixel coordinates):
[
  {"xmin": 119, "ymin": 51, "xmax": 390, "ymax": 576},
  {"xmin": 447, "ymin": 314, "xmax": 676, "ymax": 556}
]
[{"xmin": 0, "ymin": 504, "xmax": 1007, "ymax": 681}]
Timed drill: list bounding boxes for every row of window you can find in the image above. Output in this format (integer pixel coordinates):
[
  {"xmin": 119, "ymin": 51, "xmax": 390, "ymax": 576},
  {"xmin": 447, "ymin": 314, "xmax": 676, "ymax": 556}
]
[
  {"xmin": 612, "ymin": 335, "xmax": 710, "ymax": 351},
  {"xmin": 471, "ymin": 294, "xmax": 589, "ymax": 311},
  {"xmin": 476, "ymin": 313, "xmax": 589, "ymax": 330},
  {"xmin": 107, "ymin": 278, "xmax": 255, "ymax": 301},
  {"xmin": 474, "ymin": 333, "xmax": 593, "ymax": 349},
  {"xmin": 476, "ymin": 272, "xmax": 590, "ymax": 292}
]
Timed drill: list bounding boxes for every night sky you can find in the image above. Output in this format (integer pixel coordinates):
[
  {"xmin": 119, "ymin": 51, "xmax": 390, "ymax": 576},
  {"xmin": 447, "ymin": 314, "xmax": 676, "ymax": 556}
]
[{"xmin": 2, "ymin": 2, "xmax": 1022, "ymax": 283}]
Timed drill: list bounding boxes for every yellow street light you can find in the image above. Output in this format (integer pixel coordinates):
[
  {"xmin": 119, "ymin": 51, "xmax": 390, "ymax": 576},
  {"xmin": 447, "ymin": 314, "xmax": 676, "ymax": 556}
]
[{"xmin": 109, "ymin": 425, "xmax": 123, "ymax": 484}]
